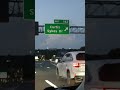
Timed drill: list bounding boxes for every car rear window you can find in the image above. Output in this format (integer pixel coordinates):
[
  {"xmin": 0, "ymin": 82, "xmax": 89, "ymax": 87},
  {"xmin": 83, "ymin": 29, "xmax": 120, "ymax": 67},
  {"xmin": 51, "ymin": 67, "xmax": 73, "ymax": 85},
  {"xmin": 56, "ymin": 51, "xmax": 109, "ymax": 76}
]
[
  {"xmin": 99, "ymin": 63, "xmax": 120, "ymax": 81},
  {"xmin": 76, "ymin": 53, "xmax": 85, "ymax": 60}
]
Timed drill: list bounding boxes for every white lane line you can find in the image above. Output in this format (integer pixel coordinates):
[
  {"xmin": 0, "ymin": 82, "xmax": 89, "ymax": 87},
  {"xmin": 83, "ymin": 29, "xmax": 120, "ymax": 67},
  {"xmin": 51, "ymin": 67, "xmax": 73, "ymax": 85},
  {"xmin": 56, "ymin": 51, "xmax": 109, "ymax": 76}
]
[{"xmin": 45, "ymin": 80, "xmax": 58, "ymax": 88}]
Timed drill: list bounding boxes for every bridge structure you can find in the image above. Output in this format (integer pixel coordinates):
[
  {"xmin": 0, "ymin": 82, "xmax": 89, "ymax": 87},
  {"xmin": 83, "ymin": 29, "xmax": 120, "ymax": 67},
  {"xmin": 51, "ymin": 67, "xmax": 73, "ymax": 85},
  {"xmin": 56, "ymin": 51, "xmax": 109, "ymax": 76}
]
[
  {"xmin": 8, "ymin": 0, "xmax": 120, "ymax": 35},
  {"xmin": 9, "ymin": 0, "xmax": 23, "ymax": 17},
  {"xmin": 8, "ymin": 0, "xmax": 120, "ymax": 18},
  {"xmin": 86, "ymin": 0, "xmax": 120, "ymax": 18},
  {"xmin": 8, "ymin": 0, "xmax": 85, "ymax": 34}
]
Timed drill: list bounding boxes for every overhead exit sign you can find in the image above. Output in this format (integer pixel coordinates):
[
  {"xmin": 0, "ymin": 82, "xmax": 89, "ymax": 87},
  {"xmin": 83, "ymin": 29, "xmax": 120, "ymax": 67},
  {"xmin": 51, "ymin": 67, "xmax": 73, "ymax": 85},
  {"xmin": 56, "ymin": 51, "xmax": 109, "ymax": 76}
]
[
  {"xmin": 24, "ymin": 0, "xmax": 35, "ymax": 19},
  {"xmin": 45, "ymin": 24, "xmax": 69, "ymax": 34},
  {"xmin": 54, "ymin": 19, "xmax": 69, "ymax": 24}
]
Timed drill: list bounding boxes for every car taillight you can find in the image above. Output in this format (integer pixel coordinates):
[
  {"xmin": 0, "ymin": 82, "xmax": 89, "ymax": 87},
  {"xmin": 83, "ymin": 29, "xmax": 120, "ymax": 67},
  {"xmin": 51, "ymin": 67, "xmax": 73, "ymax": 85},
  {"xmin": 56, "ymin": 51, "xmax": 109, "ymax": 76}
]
[
  {"xmin": 91, "ymin": 88, "xmax": 120, "ymax": 90},
  {"xmin": 73, "ymin": 63, "xmax": 80, "ymax": 68}
]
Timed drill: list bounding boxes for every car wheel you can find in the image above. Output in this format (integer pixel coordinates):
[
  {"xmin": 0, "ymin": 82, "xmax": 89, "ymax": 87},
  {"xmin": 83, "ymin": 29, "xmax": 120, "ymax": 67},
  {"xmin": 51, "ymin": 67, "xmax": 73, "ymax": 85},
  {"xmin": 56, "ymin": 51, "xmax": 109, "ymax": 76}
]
[{"xmin": 67, "ymin": 71, "xmax": 75, "ymax": 86}]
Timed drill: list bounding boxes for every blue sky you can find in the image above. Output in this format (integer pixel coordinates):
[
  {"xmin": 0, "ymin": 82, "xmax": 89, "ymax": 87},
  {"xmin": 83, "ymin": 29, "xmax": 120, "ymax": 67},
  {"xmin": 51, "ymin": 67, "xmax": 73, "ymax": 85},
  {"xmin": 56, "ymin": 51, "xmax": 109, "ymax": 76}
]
[{"xmin": 35, "ymin": 0, "xmax": 85, "ymax": 49}]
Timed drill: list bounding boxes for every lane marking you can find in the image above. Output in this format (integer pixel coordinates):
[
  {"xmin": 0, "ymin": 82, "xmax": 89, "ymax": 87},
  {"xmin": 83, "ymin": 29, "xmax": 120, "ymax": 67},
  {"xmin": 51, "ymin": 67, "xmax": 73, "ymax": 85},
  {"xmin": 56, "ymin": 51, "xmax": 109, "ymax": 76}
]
[{"xmin": 45, "ymin": 80, "xmax": 58, "ymax": 88}]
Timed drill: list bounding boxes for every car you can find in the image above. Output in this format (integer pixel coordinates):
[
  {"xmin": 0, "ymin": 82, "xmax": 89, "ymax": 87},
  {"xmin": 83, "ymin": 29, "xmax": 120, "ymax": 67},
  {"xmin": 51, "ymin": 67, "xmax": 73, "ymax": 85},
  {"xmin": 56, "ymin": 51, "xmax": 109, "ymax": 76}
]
[
  {"xmin": 55, "ymin": 58, "xmax": 59, "ymax": 63},
  {"xmin": 56, "ymin": 51, "xmax": 85, "ymax": 86},
  {"xmin": 54, "ymin": 57, "xmax": 62, "ymax": 63},
  {"xmin": 35, "ymin": 56, "xmax": 39, "ymax": 61},
  {"xmin": 49, "ymin": 59, "xmax": 52, "ymax": 62}
]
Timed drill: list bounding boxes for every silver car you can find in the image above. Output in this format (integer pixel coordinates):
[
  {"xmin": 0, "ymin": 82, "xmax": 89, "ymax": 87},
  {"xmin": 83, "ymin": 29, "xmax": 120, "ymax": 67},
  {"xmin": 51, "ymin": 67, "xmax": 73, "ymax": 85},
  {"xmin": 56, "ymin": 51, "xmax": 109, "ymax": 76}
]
[{"xmin": 56, "ymin": 51, "xmax": 85, "ymax": 86}]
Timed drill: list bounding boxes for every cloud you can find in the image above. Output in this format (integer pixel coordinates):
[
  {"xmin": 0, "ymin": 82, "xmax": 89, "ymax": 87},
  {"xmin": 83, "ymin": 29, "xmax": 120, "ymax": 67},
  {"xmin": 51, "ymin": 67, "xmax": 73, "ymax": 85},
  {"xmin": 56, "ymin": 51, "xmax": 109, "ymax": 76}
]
[{"xmin": 36, "ymin": 34, "xmax": 85, "ymax": 49}]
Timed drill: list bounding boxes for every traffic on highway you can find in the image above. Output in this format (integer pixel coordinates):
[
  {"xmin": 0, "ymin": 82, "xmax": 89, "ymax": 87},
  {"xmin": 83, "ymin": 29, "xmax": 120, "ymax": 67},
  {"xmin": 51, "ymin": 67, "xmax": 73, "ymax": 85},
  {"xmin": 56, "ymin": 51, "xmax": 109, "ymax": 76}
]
[
  {"xmin": 35, "ymin": 0, "xmax": 85, "ymax": 89},
  {"xmin": 35, "ymin": 49, "xmax": 85, "ymax": 90}
]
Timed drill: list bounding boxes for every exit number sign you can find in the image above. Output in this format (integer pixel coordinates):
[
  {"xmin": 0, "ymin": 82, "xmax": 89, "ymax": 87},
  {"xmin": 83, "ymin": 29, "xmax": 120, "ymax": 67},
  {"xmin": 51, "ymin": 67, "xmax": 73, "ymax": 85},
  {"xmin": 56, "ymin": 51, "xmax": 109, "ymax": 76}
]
[
  {"xmin": 24, "ymin": 0, "xmax": 35, "ymax": 19},
  {"xmin": 54, "ymin": 19, "xmax": 69, "ymax": 24}
]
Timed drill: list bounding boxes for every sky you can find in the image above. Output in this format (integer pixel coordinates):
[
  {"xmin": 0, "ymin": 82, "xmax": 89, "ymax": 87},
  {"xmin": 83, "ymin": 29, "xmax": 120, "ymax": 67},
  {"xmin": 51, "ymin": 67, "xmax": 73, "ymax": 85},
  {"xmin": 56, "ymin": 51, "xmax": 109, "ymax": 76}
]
[{"xmin": 35, "ymin": 0, "xmax": 85, "ymax": 49}]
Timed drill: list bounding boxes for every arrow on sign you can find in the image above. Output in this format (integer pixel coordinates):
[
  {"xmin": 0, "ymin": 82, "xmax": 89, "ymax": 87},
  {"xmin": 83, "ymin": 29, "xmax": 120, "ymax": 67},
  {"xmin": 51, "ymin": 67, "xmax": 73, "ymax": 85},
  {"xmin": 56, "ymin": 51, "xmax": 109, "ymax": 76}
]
[{"xmin": 64, "ymin": 27, "xmax": 68, "ymax": 31}]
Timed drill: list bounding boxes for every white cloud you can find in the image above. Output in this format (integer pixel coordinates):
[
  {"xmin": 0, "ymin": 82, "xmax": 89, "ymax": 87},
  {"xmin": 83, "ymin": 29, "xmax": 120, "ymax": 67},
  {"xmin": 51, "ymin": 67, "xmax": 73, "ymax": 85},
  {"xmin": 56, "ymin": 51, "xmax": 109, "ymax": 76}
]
[{"xmin": 37, "ymin": 34, "xmax": 85, "ymax": 49}]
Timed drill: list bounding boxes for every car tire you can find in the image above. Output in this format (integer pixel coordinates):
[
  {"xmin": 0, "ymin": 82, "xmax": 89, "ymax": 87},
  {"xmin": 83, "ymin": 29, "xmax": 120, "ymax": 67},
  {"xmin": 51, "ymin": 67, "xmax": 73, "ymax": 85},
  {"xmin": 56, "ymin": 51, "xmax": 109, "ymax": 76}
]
[{"xmin": 67, "ymin": 71, "xmax": 75, "ymax": 86}]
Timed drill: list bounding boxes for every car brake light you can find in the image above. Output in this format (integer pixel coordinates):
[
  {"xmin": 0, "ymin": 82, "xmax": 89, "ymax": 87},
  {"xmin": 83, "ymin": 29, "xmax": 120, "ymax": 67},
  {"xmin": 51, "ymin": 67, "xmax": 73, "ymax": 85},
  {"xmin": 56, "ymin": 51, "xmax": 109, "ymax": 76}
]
[{"xmin": 73, "ymin": 63, "xmax": 80, "ymax": 68}]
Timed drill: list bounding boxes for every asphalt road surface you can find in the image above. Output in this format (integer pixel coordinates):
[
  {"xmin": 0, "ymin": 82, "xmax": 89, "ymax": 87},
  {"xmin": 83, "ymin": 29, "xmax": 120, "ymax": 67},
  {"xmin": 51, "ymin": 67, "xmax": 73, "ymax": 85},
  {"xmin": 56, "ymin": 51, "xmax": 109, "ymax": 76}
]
[
  {"xmin": 0, "ymin": 81, "xmax": 34, "ymax": 90},
  {"xmin": 0, "ymin": 60, "xmax": 79, "ymax": 90},
  {"xmin": 35, "ymin": 61, "xmax": 69, "ymax": 90}
]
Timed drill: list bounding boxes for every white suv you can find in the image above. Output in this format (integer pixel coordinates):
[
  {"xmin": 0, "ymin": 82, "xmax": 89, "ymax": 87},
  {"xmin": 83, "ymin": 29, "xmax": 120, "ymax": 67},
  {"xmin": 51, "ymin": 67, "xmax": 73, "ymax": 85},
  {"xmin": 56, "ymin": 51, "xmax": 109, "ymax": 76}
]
[{"xmin": 56, "ymin": 51, "xmax": 85, "ymax": 86}]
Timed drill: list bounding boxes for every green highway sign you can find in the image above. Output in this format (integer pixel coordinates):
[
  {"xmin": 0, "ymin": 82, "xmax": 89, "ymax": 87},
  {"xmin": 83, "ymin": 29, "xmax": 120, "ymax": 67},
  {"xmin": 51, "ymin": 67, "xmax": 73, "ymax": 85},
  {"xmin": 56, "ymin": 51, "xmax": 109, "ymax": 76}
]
[
  {"xmin": 54, "ymin": 19, "xmax": 69, "ymax": 24},
  {"xmin": 24, "ymin": 0, "xmax": 35, "ymax": 19},
  {"xmin": 45, "ymin": 24, "xmax": 69, "ymax": 34}
]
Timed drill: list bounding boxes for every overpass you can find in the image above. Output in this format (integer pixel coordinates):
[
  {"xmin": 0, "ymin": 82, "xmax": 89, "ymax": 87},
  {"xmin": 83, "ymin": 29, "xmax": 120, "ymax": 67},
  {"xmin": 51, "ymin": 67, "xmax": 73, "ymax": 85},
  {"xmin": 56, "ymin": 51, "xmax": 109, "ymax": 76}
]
[{"xmin": 86, "ymin": 0, "xmax": 120, "ymax": 18}]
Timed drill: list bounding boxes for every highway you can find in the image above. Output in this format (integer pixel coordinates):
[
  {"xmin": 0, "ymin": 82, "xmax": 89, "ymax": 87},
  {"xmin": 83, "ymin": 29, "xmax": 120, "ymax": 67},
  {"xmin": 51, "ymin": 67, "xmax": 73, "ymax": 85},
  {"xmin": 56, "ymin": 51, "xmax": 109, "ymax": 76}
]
[{"xmin": 35, "ymin": 61, "xmax": 68, "ymax": 90}]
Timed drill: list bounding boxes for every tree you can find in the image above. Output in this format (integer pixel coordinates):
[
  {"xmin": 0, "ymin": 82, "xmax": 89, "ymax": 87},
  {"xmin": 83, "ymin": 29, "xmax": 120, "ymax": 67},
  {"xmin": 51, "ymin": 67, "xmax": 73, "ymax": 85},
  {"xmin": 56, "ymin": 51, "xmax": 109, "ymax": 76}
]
[{"xmin": 80, "ymin": 46, "xmax": 85, "ymax": 51}]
